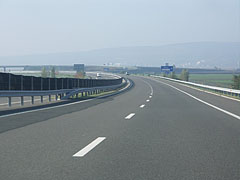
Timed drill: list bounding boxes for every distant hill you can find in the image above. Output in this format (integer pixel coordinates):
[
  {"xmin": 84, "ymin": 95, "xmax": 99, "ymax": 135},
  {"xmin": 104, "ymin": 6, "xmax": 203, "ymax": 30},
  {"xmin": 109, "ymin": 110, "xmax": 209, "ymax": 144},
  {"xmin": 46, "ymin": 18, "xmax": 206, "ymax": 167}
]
[{"xmin": 1, "ymin": 42, "xmax": 239, "ymax": 69}]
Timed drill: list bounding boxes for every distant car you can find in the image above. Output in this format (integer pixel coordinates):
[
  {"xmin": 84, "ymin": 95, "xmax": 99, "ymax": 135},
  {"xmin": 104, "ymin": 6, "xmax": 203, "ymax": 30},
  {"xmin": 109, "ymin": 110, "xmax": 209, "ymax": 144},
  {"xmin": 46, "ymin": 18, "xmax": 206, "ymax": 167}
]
[
  {"xmin": 96, "ymin": 73, "xmax": 101, "ymax": 77},
  {"xmin": 125, "ymin": 72, "xmax": 130, "ymax": 75}
]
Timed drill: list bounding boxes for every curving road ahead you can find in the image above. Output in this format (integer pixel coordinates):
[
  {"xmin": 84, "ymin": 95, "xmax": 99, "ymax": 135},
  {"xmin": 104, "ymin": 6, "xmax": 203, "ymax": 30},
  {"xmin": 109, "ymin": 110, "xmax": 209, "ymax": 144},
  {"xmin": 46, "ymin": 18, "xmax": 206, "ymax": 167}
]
[{"xmin": 0, "ymin": 76, "xmax": 240, "ymax": 180}]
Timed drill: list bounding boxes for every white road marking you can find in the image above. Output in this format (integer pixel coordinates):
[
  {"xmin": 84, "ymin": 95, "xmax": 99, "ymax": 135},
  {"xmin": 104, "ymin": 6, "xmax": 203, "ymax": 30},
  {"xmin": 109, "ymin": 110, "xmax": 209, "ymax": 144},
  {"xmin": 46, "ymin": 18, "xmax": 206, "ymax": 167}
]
[
  {"xmin": 139, "ymin": 79, "xmax": 153, "ymax": 95},
  {"xmin": 146, "ymin": 99, "xmax": 150, "ymax": 102},
  {"xmin": 167, "ymin": 79, "xmax": 240, "ymax": 103},
  {"xmin": 154, "ymin": 79, "xmax": 240, "ymax": 120},
  {"xmin": 0, "ymin": 81, "xmax": 131, "ymax": 119},
  {"xmin": 140, "ymin": 104, "xmax": 145, "ymax": 108},
  {"xmin": 0, "ymin": 98, "xmax": 93, "ymax": 119},
  {"xmin": 73, "ymin": 137, "xmax": 106, "ymax": 157},
  {"xmin": 149, "ymin": 96, "xmax": 152, "ymax": 98},
  {"xmin": 125, "ymin": 113, "xmax": 135, "ymax": 119}
]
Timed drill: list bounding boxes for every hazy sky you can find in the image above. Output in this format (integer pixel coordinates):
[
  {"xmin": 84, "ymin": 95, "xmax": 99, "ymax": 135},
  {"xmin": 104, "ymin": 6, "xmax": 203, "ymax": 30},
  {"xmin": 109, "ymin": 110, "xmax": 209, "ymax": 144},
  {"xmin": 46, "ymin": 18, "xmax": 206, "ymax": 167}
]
[{"xmin": 0, "ymin": 0, "xmax": 239, "ymax": 56}]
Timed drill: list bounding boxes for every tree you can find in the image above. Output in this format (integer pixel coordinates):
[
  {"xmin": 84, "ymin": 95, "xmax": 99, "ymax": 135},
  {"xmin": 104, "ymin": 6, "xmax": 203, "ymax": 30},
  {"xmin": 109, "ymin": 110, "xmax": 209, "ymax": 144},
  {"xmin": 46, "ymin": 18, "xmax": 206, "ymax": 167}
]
[
  {"xmin": 41, "ymin": 67, "xmax": 48, "ymax": 78},
  {"xmin": 170, "ymin": 71, "xmax": 177, "ymax": 79},
  {"xmin": 180, "ymin": 69, "xmax": 189, "ymax": 81},
  {"xmin": 232, "ymin": 75, "xmax": 240, "ymax": 89},
  {"xmin": 50, "ymin": 67, "xmax": 56, "ymax": 78}
]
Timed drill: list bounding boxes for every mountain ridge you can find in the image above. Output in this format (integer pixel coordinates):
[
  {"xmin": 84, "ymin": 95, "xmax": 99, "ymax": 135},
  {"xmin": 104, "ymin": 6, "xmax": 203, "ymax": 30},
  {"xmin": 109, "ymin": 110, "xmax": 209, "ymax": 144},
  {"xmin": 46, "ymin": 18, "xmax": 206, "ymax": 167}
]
[{"xmin": 1, "ymin": 42, "xmax": 239, "ymax": 69}]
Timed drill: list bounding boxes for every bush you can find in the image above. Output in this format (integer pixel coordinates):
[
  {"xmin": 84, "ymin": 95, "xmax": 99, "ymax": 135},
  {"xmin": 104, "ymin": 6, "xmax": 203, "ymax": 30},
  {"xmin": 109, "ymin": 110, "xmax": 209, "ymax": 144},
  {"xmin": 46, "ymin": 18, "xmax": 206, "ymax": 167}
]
[
  {"xmin": 232, "ymin": 75, "xmax": 240, "ymax": 89},
  {"xmin": 180, "ymin": 69, "xmax": 189, "ymax": 81}
]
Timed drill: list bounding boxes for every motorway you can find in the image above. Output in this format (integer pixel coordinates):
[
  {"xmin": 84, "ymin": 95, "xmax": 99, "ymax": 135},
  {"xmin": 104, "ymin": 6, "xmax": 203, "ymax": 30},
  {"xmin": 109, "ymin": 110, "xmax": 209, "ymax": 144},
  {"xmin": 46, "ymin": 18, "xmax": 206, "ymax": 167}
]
[
  {"xmin": 0, "ymin": 76, "xmax": 240, "ymax": 180},
  {"xmin": 85, "ymin": 72, "xmax": 120, "ymax": 79}
]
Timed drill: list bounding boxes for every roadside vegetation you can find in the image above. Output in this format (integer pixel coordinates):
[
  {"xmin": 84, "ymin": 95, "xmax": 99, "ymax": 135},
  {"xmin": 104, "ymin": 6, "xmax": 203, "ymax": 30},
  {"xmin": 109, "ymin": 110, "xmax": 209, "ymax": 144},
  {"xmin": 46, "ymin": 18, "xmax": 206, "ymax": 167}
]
[
  {"xmin": 163, "ymin": 69, "xmax": 189, "ymax": 81},
  {"xmin": 232, "ymin": 75, "xmax": 240, "ymax": 90},
  {"xmin": 164, "ymin": 70, "xmax": 240, "ymax": 90}
]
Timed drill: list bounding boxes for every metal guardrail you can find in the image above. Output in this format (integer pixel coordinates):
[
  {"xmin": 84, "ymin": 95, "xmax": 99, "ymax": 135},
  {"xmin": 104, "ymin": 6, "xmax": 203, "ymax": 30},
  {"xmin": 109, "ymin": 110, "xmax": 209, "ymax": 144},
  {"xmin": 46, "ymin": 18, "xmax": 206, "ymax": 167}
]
[
  {"xmin": 151, "ymin": 75, "xmax": 240, "ymax": 98},
  {"xmin": 61, "ymin": 79, "xmax": 128, "ymax": 100},
  {"xmin": 0, "ymin": 77, "xmax": 127, "ymax": 107}
]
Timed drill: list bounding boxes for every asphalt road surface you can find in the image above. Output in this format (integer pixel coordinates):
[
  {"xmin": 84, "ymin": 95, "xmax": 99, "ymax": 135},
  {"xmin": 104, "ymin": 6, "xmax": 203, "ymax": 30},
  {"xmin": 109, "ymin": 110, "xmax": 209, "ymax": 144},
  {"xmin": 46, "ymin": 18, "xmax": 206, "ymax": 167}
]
[{"xmin": 0, "ymin": 76, "xmax": 240, "ymax": 180}]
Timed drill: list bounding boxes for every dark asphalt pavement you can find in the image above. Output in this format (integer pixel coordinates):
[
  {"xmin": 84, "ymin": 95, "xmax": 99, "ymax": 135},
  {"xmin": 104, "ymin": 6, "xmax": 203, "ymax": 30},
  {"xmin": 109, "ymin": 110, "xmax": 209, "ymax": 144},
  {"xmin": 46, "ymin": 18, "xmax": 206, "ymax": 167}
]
[{"xmin": 0, "ymin": 76, "xmax": 240, "ymax": 180}]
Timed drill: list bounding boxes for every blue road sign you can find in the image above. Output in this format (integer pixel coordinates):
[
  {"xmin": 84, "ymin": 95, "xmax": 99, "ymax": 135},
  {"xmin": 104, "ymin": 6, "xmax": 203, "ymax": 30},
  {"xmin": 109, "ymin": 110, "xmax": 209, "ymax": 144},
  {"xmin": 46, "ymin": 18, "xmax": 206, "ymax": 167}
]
[{"xmin": 161, "ymin": 66, "xmax": 173, "ymax": 73}]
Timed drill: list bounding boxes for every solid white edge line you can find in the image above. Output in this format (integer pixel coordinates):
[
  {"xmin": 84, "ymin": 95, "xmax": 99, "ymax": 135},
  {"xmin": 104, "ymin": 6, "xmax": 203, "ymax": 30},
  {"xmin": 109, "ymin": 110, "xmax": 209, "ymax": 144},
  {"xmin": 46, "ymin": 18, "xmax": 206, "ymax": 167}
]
[
  {"xmin": 125, "ymin": 113, "xmax": 135, "ymax": 119},
  {"xmin": 152, "ymin": 76, "xmax": 240, "ymax": 103},
  {"xmin": 154, "ymin": 79, "xmax": 240, "ymax": 120},
  {"xmin": 0, "ymin": 98, "xmax": 93, "ymax": 119},
  {"xmin": 73, "ymin": 137, "xmax": 106, "ymax": 157},
  {"xmin": 0, "ymin": 80, "xmax": 131, "ymax": 119},
  {"xmin": 140, "ymin": 104, "xmax": 145, "ymax": 108},
  {"xmin": 169, "ymin": 79, "xmax": 240, "ymax": 102}
]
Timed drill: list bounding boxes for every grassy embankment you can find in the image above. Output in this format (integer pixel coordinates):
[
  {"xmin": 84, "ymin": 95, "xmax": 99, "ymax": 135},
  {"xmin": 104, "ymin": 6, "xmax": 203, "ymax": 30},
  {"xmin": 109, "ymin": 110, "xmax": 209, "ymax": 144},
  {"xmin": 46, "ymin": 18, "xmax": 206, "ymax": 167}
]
[
  {"xmin": 172, "ymin": 73, "xmax": 240, "ymax": 99},
  {"xmin": 188, "ymin": 74, "xmax": 234, "ymax": 88}
]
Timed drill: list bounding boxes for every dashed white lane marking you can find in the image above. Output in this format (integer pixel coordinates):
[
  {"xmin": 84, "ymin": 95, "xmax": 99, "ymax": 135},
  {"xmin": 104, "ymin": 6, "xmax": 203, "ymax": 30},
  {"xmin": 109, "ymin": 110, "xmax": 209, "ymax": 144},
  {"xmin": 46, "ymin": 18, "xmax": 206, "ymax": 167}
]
[
  {"xmin": 146, "ymin": 99, "xmax": 150, "ymax": 102},
  {"xmin": 73, "ymin": 137, "xmax": 106, "ymax": 157},
  {"xmin": 125, "ymin": 113, "xmax": 135, "ymax": 119},
  {"xmin": 140, "ymin": 104, "xmax": 145, "ymax": 108},
  {"xmin": 149, "ymin": 96, "xmax": 152, "ymax": 98},
  {"xmin": 154, "ymin": 79, "xmax": 240, "ymax": 121}
]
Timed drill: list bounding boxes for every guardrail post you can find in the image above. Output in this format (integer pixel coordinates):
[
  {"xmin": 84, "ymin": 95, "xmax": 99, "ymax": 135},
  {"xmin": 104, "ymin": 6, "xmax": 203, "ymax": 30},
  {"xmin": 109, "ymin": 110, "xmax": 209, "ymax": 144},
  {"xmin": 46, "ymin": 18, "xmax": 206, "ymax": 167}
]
[
  {"xmin": 21, "ymin": 96, "xmax": 24, "ymax": 106},
  {"xmin": 49, "ymin": 95, "xmax": 51, "ymax": 102},
  {"xmin": 8, "ymin": 97, "xmax": 11, "ymax": 107},
  {"xmin": 41, "ymin": 96, "xmax": 43, "ymax": 103},
  {"xmin": 31, "ymin": 96, "xmax": 34, "ymax": 104}
]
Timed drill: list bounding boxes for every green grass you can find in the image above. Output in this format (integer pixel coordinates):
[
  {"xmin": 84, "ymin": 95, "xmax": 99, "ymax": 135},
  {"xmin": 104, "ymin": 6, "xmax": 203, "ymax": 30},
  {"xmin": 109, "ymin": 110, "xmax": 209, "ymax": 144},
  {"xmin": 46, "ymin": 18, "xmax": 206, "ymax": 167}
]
[{"xmin": 188, "ymin": 74, "xmax": 234, "ymax": 88}]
